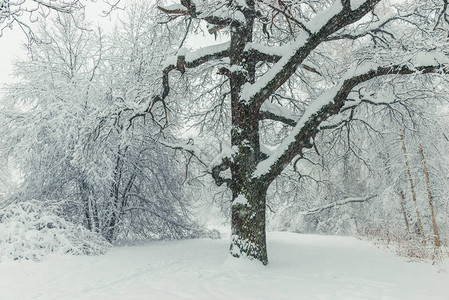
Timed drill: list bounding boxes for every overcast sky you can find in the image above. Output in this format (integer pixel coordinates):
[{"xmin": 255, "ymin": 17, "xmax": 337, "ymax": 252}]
[
  {"xmin": 0, "ymin": 1, "xmax": 221, "ymax": 99},
  {"xmin": 0, "ymin": 2, "xmax": 122, "ymax": 97},
  {"xmin": 0, "ymin": 27, "xmax": 26, "ymax": 90}
]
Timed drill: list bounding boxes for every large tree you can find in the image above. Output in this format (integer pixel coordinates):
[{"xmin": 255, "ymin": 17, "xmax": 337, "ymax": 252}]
[{"xmin": 130, "ymin": 0, "xmax": 449, "ymax": 264}]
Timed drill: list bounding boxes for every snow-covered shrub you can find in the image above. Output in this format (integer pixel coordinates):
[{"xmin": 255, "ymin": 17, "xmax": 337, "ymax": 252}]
[{"xmin": 0, "ymin": 200, "xmax": 110, "ymax": 262}]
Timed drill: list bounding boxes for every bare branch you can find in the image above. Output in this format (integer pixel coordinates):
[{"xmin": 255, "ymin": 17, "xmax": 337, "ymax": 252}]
[
  {"xmin": 255, "ymin": 0, "xmax": 312, "ymax": 35},
  {"xmin": 434, "ymin": 0, "xmax": 449, "ymax": 30},
  {"xmin": 132, "ymin": 42, "xmax": 230, "ymax": 127}
]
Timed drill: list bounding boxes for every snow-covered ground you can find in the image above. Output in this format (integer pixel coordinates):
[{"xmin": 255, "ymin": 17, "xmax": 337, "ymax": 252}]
[{"xmin": 0, "ymin": 231, "xmax": 447, "ymax": 300}]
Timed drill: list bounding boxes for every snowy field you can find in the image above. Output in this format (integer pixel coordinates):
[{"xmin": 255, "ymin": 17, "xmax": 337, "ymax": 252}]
[{"xmin": 0, "ymin": 232, "xmax": 447, "ymax": 300}]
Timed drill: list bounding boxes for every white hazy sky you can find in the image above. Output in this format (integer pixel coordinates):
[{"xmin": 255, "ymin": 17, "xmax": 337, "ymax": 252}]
[
  {"xmin": 0, "ymin": 1, "xmax": 219, "ymax": 97},
  {"xmin": 0, "ymin": 2, "xmax": 124, "ymax": 95},
  {"xmin": 0, "ymin": 27, "xmax": 26, "ymax": 90}
]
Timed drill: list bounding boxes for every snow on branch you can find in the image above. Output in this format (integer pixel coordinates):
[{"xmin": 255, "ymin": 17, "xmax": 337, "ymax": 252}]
[
  {"xmin": 244, "ymin": 43, "xmax": 285, "ymax": 63},
  {"xmin": 299, "ymin": 194, "xmax": 377, "ymax": 215},
  {"xmin": 162, "ymin": 41, "xmax": 230, "ymax": 70},
  {"xmin": 253, "ymin": 60, "xmax": 449, "ymax": 181},
  {"xmin": 259, "ymin": 102, "xmax": 299, "ymax": 127},
  {"xmin": 158, "ymin": 0, "xmax": 240, "ymax": 26},
  {"xmin": 33, "ymin": 0, "xmax": 77, "ymax": 13},
  {"xmin": 324, "ymin": 10, "xmax": 399, "ymax": 42},
  {"xmin": 244, "ymin": 43, "xmax": 322, "ymax": 76},
  {"xmin": 158, "ymin": 4, "xmax": 189, "ymax": 15},
  {"xmin": 130, "ymin": 42, "xmax": 230, "ymax": 128},
  {"xmin": 240, "ymin": 0, "xmax": 381, "ymax": 105},
  {"xmin": 305, "ymin": 1, "xmax": 343, "ymax": 34},
  {"xmin": 0, "ymin": 0, "xmax": 84, "ymax": 39}
]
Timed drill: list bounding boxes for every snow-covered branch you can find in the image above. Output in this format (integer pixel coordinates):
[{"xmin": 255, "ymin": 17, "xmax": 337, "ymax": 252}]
[
  {"xmin": 299, "ymin": 194, "xmax": 377, "ymax": 215},
  {"xmin": 240, "ymin": 0, "xmax": 381, "ymax": 106},
  {"xmin": 324, "ymin": 11, "xmax": 402, "ymax": 42},
  {"xmin": 158, "ymin": 0, "xmax": 240, "ymax": 26},
  {"xmin": 244, "ymin": 43, "xmax": 323, "ymax": 76},
  {"xmin": 162, "ymin": 42, "xmax": 230, "ymax": 71},
  {"xmin": 133, "ymin": 42, "xmax": 230, "ymax": 127},
  {"xmin": 259, "ymin": 102, "xmax": 298, "ymax": 127},
  {"xmin": 254, "ymin": 61, "xmax": 449, "ymax": 181}
]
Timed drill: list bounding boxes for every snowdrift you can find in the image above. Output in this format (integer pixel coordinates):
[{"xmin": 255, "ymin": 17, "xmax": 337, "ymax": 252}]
[{"xmin": 0, "ymin": 200, "xmax": 110, "ymax": 262}]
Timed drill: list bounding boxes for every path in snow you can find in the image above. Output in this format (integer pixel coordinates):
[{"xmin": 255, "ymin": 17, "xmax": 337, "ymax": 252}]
[{"xmin": 0, "ymin": 232, "xmax": 447, "ymax": 300}]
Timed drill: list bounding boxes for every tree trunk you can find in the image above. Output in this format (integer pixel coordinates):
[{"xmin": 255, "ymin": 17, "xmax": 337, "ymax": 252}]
[
  {"xmin": 419, "ymin": 143, "xmax": 441, "ymax": 247},
  {"xmin": 400, "ymin": 129, "xmax": 426, "ymax": 244},
  {"xmin": 81, "ymin": 179, "xmax": 99, "ymax": 232},
  {"xmin": 105, "ymin": 152, "xmax": 124, "ymax": 242},
  {"xmin": 398, "ymin": 191, "xmax": 410, "ymax": 235},
  {"xmin": 230, "ymin": 180, "xmax": 268, "ymax": 265},
  {"xmin": 385, "ymin": 148, "xmax": 410, "ymax": 234},
  {"xmin": 227, "ymin": 0, "xmax": 269, "ymax": 264}
]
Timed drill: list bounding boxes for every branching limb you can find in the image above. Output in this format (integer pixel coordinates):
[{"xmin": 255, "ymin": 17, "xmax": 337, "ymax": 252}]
[
  {"xmin": 259, "ymin": 110, "xmax": 297, "ymax": 127},
  {"xmin": 254, "ymin": 62, "xmax": 449, "ymax": 182},
  {"xmin": 255, "ymin": 0, "xmax": 312, "ymax": 35},
  {"xmin": 209, "ymin": 145, "xmax": 236, "ymax": 188},
  {"xmin": 241, "ymin": 0, "xmax": 382, "ymax": 106},
  {"xmin": 131, "ymin": 42, "xmax": 230, "ymax": 127},
  {"xmin": 159, "ymin": 140, "xmax": 208, "ymax": 168},
  {"xmin": 211, "ymin": 160, "xmax": 232, "ymax": 188},
  {"xmin": 299, "ymin": 194, "xmax": 376, "ymax": 215},
  {"xmin": 158, "ymin": 0, "xmax": 237, "ymax": 26},
  {"xmin": 434, "ymin": 0, "xmax": 449, "ymax": 30},
  {"xmin": 244, "ymin": 43, "xmax": 322, "ymax": 76},
  {"xmin": 160, "ymin": 139, "xmax": 234, "ymax": 188}
]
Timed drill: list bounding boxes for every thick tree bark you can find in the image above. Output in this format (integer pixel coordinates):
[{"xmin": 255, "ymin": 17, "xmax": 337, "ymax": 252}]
[
  {"xmin": 229, "ymin": 91, "xmax": 269, "ymax": 263},
  {"xmin": 230, "ymin": 180, "xmax": 268, "ymax": 265},
  {"xmin": 227, "ymin": 0, "xmax": 269, "ymax": 264}
]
